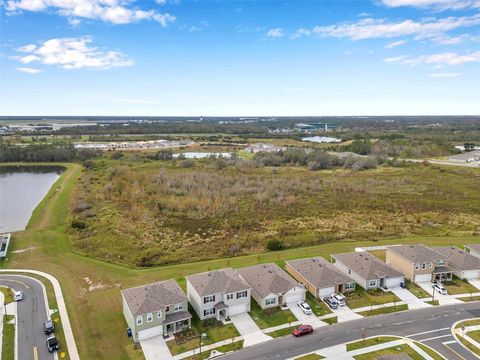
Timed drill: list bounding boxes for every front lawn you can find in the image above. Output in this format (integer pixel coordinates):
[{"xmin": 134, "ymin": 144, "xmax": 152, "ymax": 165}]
[
  {"xmin": 444, "ymin": 276, "xmax": 479, "ymax": 295},
  {"xmin": 305, "ymin": 292, "xmax": 332, "ymax": 316},
  {"xmin": 346, "ymin": 336, "xmax": 399, "ymax": 351},
  {"xmin": 186, "ymin": 340, "xmax": 244, "ymax": 360},
  {"xmin": 358, "ymin": 304, "xmax": 408, "ymax": 317},
  {"xmin": 405, "ymin": 280, "xmax": 430, "ymax": 298},
  {"xmin": 460, "ymin": 296, "xmax": 480, "ymax": 302},
  {"xmin": 250, "ymin": 300, "xmax": 296, "ymax": 329},
  {"xmin": 353, "ymin": 344, "xmax": 425, "ymax": 360},
  {"xmin": 345, "ymin": 288, "xmax": 400, "ymax": 309}
]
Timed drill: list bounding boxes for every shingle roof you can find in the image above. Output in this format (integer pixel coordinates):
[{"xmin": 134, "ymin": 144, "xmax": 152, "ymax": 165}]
[
  {"xmin": 186, "ymin": 268, "xmax": 250, "ymax": 297},
  {"xmin": 387, "ymin": 244, "xmax": 444, "ymax": 264},
  {"xmin": 121, "ymin": 279, "xmax": 187, "ymax": 317},
  {"xmin": 435, "ymin": 246, "xmax": 480, "ymax": 271},
  {"xmin": 236, "ymin": 263, "xmax": 303, "ymax": 299},
  {"xmin": 332, "ymin": 252, "xmax": 404, "ymax": 280},
  {"xmin": 465, "ymin": 244, "xmax": 480, "ymax": 253},
  {"xmin": 286, "ymin": 257, "xmax": 355, "ymax": 289}
]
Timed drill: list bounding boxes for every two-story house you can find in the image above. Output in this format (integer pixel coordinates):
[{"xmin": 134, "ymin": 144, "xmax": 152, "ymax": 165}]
[
  {"xmin": 386, "ymin": 244, "xmax": 453, "ymax": 283},
  {"xmin": 186, "ymin": 268, "xmax": 251, "ymax": 321},
  {"xmin": 121, "ymin": 279, "xmax": 192, "ymax": 342}
]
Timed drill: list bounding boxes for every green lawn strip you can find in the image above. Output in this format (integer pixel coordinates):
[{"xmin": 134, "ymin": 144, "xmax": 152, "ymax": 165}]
[
  {"xmin": 426, "ymin": 300, "xmax": 439, "ymax": 306},
  {"xmin": 457, "ymin": 335, "xmax": 480, "ymax": 356},
  {"xmin": 358, "ymin": 304, "xmax": 408, "ymax": 317},
  {"xmin": 269, "ymin": 326, "xmax": 297, "ymax": 338},
  {"xmin": 346, "ymin": 336, "xmax": 399, "ymax": 352},
  {"xmin": 443, "ymin": 276, "xmax": 479, "ymax": 295},
  {"xmin": 2, "ymin": 315, "xmax": 15, "ymax": 360},
  {"xmin": 456, "ymin": 319, "xmax": 480, "ymax": 329},
  {"xmin": 466, "ymin": 330, "xmax": 480, "ymax": 343},
  {"xmin": 346, "ymin": 288, "xmax": 401, "ymax": 309},
  {"xmin": 295, "ymin": 354, "xmax": 325, "ymax": 360},
  {"xmin": 184, "ymin": 340, "xmax": 244, "ymax": 360},
  {"xmin": 305, "ymin": 292, "xmax": 332, "ymax": 317},
  {"xmin": 460, "ymin": 296, "xmax": 480, "ymax": 302},
  {"xmin": 249, "ymin": 300, "xmax": 296, "ymax": 329},
  {"xmin": 353, "ymin": 344, "xmax": 425, "ymax": 360},
  {"xmin": 405, "ymin": 280, "xmax": 431, "ymax": 299},
  {"xmin": 0, "ymin": 287, "xmax": 14, "ymax": 304},
  {"xmin": 323, "ymin": 316, "xmax": 338, "ymax": 325},
  {"xmin": 415, "ymin": 343, "xmax": 444, "ymax": 360}
]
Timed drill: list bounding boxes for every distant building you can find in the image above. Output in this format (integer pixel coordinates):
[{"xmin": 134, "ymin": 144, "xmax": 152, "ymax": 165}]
[
  {"xmin": 294, "ymin": 123, "xmax": 337, "ymax": 133},
  {"xmin": 73, "ymin": 139, "xmax": 195, "ymax": 151},
  {"xmin": 448, "ymin": 150, "xmax": 480, "ymax": 163},
  {"xmin": 243, "ymin": 143, "xmax": 285, "ymax": 154}
]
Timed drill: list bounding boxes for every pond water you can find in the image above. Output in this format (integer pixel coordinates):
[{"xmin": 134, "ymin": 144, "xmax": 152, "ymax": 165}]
[{"xmin": 0, "ymin": 165, "xmax": 64, "ymax": 233}]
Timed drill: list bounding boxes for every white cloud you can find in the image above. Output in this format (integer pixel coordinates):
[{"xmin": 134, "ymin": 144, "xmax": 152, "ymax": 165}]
[
  {"xmin": 16, "ymin": 67, "xmax": 42, "ymax": 74},
  {"xmin": 266, "ymin": 28, "xmax": 284, "ymax": 38},
  {"xmin": 5, "ymin": 0, "xmax": 176, "ymax": 26},
  {"xmin": 381, "ymin": 0, "xmax": 480, "ymax": 10},
  {"xmin": 14, "ymin": 37, "xmax": 134, "ymax": 70},
  {"xmin": 385, "ymin": 40, "xmax": 407, "ymax": 48},
  {"xmin": 428, "ymin": 72, "xmax": 462, "ymax": 77},
  {"xmin": 386, "ymin": 51, "xmax": 480, "ymax": 66},
  {"xmin": 290, "ymin": 28, "xmax": 311, "ymax": 39}
]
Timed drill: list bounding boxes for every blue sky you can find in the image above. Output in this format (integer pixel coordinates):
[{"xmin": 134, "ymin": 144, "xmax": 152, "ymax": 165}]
[{"xmin": 1, "ymin": 0, "xmax": 479, "ymax": 116}]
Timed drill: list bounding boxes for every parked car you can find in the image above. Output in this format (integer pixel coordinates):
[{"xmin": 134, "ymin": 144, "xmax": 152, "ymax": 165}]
[
  {"xmin": 332, "ymin": 293, "xmax": 346, "ymax": 306},
  {"xmin": 432, "ymin": 283, "xmax": 447, "ymax": 295},
  {"xmin": 44, "ymin": 320, "xmax": 55, "ymax": 335},
  {"xmin": 13, "ymin": 291, "xmax": 23, "ymax": 301},
  {"xmin": 292, "ymin": 325, "xmax": 314, "ymax": 337},
  {"xmin": 46, "ymin": 336, "xmax": 59, "ymax": 353},
  {"xmin": 298, "ymin": 301, "xmax": 312, "ymax": 315},
  {"xmin": 323, "ymin": 296, "xmax": 338, "ymax": 310}
]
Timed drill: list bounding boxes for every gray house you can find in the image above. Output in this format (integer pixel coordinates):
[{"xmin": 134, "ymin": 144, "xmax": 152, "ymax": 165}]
[
  {"xmin": 236, "ymin": 263, "xmax": 306, "ymax": 309},
  {"xmin": 121, "ymin": 280, "xmax": 191, "ymax": 342},
  {"xmin": 186, "ymin": 268, "xmax": 251, "ymax": 320},
  {"xmin": 332, "ymin": 252, "xmax": 405, "ymax": 290},
  {"xmin": 435, "ymin": 246, "xmax": 480, "ymax": 280}
]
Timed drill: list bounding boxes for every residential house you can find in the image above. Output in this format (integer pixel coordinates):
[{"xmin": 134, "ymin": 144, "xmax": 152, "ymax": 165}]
[
  {"xmin": 243, "ymin": 143, "xmax": 285, "ymax": 153},
  {"xmin": 186, "ymin": 268, "xmax": 251, "ymax": 321},
  {"xmin": 236, "ymin": 263, "xmax": 306, "ymax": 309},
  {"xmin": 121, "ymin": 280, "xmax": 191, "ymax": 342},
  {"xmin": 448, "ymin": 150, "xmax": 480, "ymax": 163},
  {"xmin": 385, "ymin": 245, "xmax": 452, "ymax": 283},
  {"xmin": 464, "ymin": 244, "xmax": 480, "ymax": 260},
  {"xmin": 285, "ymin": 257, "xmax": 356, "ymax": 298},
  {"xmin": 435, "ymin": 246, "xmax": 480, "ymax": 280},
  {"xmin": 331, "ymin": 252, "xmax": 405, "ymax": 290}
]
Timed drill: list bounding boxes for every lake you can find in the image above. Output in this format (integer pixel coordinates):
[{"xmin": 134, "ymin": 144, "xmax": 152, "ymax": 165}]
[{"xmin": 0, "ymin": 165, "xmax": 64, "ymax": 233}]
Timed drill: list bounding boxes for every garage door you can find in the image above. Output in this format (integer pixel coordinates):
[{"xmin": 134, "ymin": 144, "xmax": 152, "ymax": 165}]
[
  {"xmin": 414, "ymin": 274, "xmax": 431, "ymax": 283},
  {"xmin": 138, "ymin": 326, "xmax": 163, "ymax": 341},
  {"xmin": 228, "ymin": 303, "xmax": 248, "ymax": 316},
  {"xmin": 386, "ymin": 277, "xmax": 404, "ymax": 289},
  {"xmin": 464, "ymin": 270, "xmax": 480, "ymax": 280},
  {"xmin": 318, "ymin": 287, "xmax": 335, "ymax": 298},
  {"xmin": 285, "ymin": 291, "xmax": 305, "ymax": 305}
]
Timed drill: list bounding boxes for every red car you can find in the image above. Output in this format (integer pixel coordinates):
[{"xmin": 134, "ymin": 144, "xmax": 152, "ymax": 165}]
[{"xmin": 292, "ymin": 325, "xmax": 313, "ymax": 337}]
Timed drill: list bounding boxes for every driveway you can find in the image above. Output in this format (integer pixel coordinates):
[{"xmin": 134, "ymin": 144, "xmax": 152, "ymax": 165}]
[
  {"xmin": 391, "ymin": 287, "xmax": 431, "ymax": 310},
  {"xmin": 417, "ymin": 282, "xmax": 462, "ymax": 305},
  {"xmin": 140, "ymin": 336, "xmax": 174, "ymax": 360},
  {"xmin": 287, "ymin": 304, "xmax": 327, "ymax": 328},
  {"xmin": 332, "ymin": 305, "xmax": 363, "ymax": 322},
  {"xmin": 229, "ymin": 313, "xmax": 272, "ymax": 347}
]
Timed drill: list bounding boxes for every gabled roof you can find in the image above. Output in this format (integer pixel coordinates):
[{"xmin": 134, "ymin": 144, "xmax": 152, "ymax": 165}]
[
  {"xmin": 332, "ymin": 252, "xmax": 404, "ymax": 280},
  {"xmin": 435, "ymin": 246, "xmax": 480, "ymax": 271},
  {"xmin": 236, "ymin": 263, "xmax": 303, "ymax": 299},
  {"xmin": 387, "ymin": 244, "xmax": 444, "ymax": 264},
  {"xmin": 121, "ymin": 279, "xmax": 187, "ymax": 317},
  {"xmin": 286, "ymin": 257, "xmax": 355, "ymax": 289},
  {"xmin": 186, "ymin": 268, "xmax": 250, "ymax": 297},
  {"xmin": 465, "ymin": 244, "xmax": 480, "ymax": 253}
]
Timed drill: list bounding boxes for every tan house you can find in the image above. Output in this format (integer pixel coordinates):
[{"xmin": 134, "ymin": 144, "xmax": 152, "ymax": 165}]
[
  {"xmin": 386, "ymin": 245, "xmax": 453, "ymax": 283},
  {"xmin": 285, "ymin": 257, "xmax": 356, "ymax": 298}
]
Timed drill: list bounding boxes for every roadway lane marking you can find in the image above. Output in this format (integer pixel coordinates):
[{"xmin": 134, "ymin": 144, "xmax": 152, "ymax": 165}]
[
  {"xmin": 0, "ymin": 279, "xmax": 30, "ymax": 289},
  {"xmin": 443, "ymin": 340, "xmax": 458, "ymax": 345},
  {"xmin": 406, "ymin": 327, "xmax": 450, "ymax": 338},
  {"xmin": 420, "ymin": 334, "xmax": 454, "ymax": 342},
  {"xmin": 444, "ymin": 343, "xmax": 468, "ymax": 360},
  {"xmin": 33, "ymin": 347, "xmax": 38, "ymax": 360}
]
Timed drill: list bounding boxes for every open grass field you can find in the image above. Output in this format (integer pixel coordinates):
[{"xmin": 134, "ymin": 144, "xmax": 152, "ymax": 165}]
[{"xmin": 2, "ymin": 162, "xmax": 480, "ymax": 360}]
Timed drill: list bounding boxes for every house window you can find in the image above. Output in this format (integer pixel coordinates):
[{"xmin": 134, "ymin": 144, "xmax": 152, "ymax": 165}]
[
  {"xmin": 236, "ymin": 290, "xmax": 248, "ymax": 299},
  {"xmin": 438, "ymin": 260, "xmax": 446, "ymax": 266},
  {"xmin": 147, "ymin": 313, "xmax": 153, "ymax": 322},
  {"xmin": 422, "ymin": 263, "xmax": 427, "ymax": 270},
  {"xmin": 415, "ymin": 263, "xmax": 420, "ymax": 270},
  {"xmin": 204, "ymin": 295, "xmax": 215, "ymax": 304},
  {"xmin": 368, "ymin": 280, "xmax": 377, "ymax": 288},
  {"xmin": 265, "ymin": 298, "xmax": 276, "ymax": 306},
  {"xmin": 157, "ymin": 311, "xmax": 162, "ymax": 319},
  {"xmin": 136, "ymin": 316, "xmax": 143, "ymax": 325},
  {"xmin": 226, "ymin": 293, "xmax": 234, "ymax": 300},
  {"xmin": 174, "ymin": 303, "xmax": 183, "ymax": 312},
  {"xmin": 345, "ymin": 282, "xmax": 355, "ymax": 290},
  {"xmin": 429, "ymin": 262, "xmax": 433, "ymax": 269},
  {"xmin": 348, "ymin": 269, "xmax": 351, "ymax": 275},
  {"xmin": 203, "ymin": 308, "xmax": 215, "ymax": 317},
  {"xmin": 166, "ymin": 306, "xmax": 170, "ymax": 312}
]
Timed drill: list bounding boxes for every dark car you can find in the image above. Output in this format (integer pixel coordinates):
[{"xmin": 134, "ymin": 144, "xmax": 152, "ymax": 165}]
[
  {"xmin": 323, "ymin": 296, "xmax": 338, "ymax": 310},
  {"xmin": 44, "ymin": 320, "xmax": 55, "ymax": 335},
  {"xmin": 46, "ymin": 336, "xmax": 59, "ymax": 353},
  {"xmin": 292, "ymin": 325, "xmax": 314, "ymax": 337}
]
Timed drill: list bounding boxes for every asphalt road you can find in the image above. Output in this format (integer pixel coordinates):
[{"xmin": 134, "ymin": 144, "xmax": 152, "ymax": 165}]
[
  {"xmin": 221, "ymin": 302, "xmax": 480, "ymax": 360},
  {"xmin": 0, "ymin": 275, "xmax": 55, "ymax": 360}
]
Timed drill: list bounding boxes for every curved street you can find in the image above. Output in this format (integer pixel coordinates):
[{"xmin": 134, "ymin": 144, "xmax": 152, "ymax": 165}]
[
  {"xmin": 220, "ymin": 302, "xmax": 480, "ymax": 360},
  {"xmin": 0, "ymin": 275, "xmax": 55, "ymax": 360}
]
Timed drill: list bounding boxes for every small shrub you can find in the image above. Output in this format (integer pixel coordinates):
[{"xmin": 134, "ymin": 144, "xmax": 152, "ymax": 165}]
[
  {"xmin": 180, "ymin": 159, "xmax": 195, "ymax": 168},
  {"xmin": 266, "ymin": 239, "xmax": 284, "ymax": 251},
  {"xmin": 71, "ymin": 219, "xmax": 86, "ymax": 229}
]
